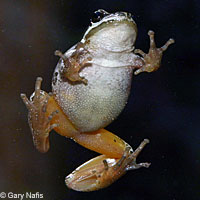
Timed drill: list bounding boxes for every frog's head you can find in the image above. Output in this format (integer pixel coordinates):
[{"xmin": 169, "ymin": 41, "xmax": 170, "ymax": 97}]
[{"xmin": 82, "ymin": 9, "xmax": 137, "ymax": 52}]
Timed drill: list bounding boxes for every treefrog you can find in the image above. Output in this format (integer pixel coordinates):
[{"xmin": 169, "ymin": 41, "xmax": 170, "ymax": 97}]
[{"xmin": 21, "ymin": 9, "xmax": 174, "ymax": 192}]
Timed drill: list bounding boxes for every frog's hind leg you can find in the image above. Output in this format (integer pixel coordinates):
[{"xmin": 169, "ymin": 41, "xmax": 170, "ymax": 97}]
[
  {"xmin": 21, "ymin": 78, "xmax": 151, "ymax": 191},
  {"xmin": 65, "ymin": 139, "xmax": 150, "ymax": 191},
  {"xmin": 21, "ymin": 77, "xmax": 59, "ymax": 153}
]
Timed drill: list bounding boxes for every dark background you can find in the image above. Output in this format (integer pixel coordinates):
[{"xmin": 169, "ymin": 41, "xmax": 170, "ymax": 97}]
[{"xmin": 1, "ymin": 0, "xmax": 200, "ymax": 199}]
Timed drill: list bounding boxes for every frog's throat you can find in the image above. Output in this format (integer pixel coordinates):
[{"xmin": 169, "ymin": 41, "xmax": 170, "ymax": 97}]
[{"xmin": 82, "ymin": 19, "xmax": 137, "ymax": 43}]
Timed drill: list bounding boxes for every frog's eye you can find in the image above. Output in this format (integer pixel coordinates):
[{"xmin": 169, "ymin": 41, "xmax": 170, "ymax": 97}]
[
  {"xmin": 91, "ymin": 11, "xmax": 104, "ymax": 23},
  {"xmin": 91, "ymin": 9, "xmax": 109, "ymax": 23}
]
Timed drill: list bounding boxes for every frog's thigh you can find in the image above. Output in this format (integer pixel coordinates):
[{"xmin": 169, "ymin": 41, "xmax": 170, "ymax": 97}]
[
  {"xmin": 52, "ymin": 109, "xmax": 127, "ymax": 158},
  {"xmin": 48, "ymin": 99, "xmax": 127, "ymax": 157},
  {"xmin": 73, "ymin": 129, "xmax": 127, "ymax": 158},
  {"xmin": 47, "ymin": 96, "xmax": 79, "ymax": 138}
]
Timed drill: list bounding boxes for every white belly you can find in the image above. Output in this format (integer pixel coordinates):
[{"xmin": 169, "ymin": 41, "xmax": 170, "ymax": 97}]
[{"xmin": 52, "ymin": 62, "xmax": 133, "ymax": 132}]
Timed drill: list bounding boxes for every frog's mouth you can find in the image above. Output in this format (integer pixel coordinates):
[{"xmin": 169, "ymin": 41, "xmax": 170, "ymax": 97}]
[
  {"xmin": 84, "ymin": 20, "xmax": 137, "ymax": 41},
  {"xmin": 82, "ymin": 10, "xmax": 137, "ymax": 42}
]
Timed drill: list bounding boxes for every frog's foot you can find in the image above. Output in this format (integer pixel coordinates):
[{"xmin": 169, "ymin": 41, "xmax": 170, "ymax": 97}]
[
  {"xmin": 20, "ymin": 77, "xmax": 59, "ymax": 153},
  {"xmin": 55, "ymin": 50, "xmax": 92, "ymax": 85},
  {"xmin": 65, "ymin": 139, "xmax": 150, "ymax": 192},
  {"xmin": 94, "ymin": 139, "xmax": 150, "ymax": 190},
  {"xmin": 110, "ymin": 139, "xmax": 150, "ymax": 173},
  {"xmin": 134, "ymin": 30, "xmax": 175, "ymax": 75}
]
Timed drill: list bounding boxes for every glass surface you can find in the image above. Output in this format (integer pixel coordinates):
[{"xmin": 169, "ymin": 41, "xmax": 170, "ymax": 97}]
[{"xmin": 0, "ymin": 0, "xmax": 199, "ymax": 199}]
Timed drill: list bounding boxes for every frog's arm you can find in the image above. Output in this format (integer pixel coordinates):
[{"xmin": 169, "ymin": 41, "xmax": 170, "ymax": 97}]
[
  {"xmin": 21, "ymin": 77, "xmax": 150, "ymax": 191},
  {"xmin": 133, "ymin": 30, "xmax": 175, "ymax": 75},
  {"xmin": 54, "ymin": 42, "xmax": 92, "ymax": 85}
]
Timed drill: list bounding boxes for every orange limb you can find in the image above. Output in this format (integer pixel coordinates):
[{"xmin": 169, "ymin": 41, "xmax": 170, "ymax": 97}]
[
  {"xmin": 21, "ymin": 77, "xmax": 150, "ymax": 191},
  {"xmin": 43, "ymin": 96, "xmax": 127, "ymax": 158},
  {"xmin": 65, "ymin": 139, "xmax": 150, "ymax": 192},
  {"xmin": 47, "ymin": 94, "xmax": 127, "ymax": 158}
]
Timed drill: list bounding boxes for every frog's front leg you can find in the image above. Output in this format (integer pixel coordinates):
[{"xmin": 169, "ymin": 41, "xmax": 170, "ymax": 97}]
[
  {"xmin": 55, "ymin": 43, "xmax": 92, "ymax": 85},
  {"xmin": 20, "ymin": 77, "xmax": 60, "ymax": 153},
  {"xmin": 134, "ymin": 30, "xmax": 175, "ymax": 75},
  {"xmin": 65, "ymin": 139, "xmax": 150, "ymax": 192}
]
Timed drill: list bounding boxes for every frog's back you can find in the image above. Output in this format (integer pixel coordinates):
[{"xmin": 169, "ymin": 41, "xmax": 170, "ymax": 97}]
[{"xmin": 52, "ymin": 56, "xmax": 133, "ymax": 132}]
